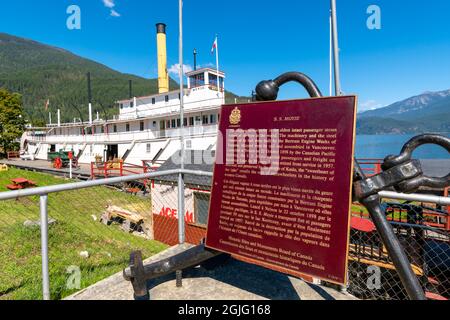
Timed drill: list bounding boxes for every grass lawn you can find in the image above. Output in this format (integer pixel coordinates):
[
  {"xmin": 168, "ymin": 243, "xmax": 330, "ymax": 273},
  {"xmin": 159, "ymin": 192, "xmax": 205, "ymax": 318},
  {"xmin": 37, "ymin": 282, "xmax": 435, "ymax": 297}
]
[{"xmin": 0, "ymin": 168, "xmax": 168, "ymax": 300}]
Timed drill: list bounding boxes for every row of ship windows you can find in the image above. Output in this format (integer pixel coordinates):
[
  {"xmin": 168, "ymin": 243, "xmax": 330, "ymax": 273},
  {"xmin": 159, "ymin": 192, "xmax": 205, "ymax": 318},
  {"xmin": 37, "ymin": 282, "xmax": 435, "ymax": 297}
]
[
  {"xmin": 49, "ymin": 114, "xmax": 219, "ymax": 135},
  {"xmin": 165, "ymin": 114, "xmax": 219, "ymax": 129},
  {"xmin": 120, "ymin": 94, "xmax": 179, "ymax": 109}
]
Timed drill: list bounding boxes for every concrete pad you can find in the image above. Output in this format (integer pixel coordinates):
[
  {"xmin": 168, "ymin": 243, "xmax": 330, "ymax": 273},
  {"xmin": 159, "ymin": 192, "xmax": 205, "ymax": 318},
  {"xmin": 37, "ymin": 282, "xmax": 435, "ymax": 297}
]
[{"xmin": 66, "ymin": 245, "xmax": 357, "ymax": 301}]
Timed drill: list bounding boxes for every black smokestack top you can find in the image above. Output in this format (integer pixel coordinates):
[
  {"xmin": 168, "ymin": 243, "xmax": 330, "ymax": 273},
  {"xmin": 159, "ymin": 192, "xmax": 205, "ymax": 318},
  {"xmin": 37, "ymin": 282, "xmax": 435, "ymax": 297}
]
[{"xmin": 156, "ymin": 23, "xmax": 167, "ymax": 34}]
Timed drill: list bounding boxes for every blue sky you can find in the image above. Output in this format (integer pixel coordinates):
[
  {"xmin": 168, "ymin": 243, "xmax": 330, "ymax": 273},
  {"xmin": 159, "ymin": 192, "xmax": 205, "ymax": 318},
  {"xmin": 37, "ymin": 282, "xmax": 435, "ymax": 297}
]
[{"xmin": 1, "ymin": 0, "xmax": 449, "ymax": 111}]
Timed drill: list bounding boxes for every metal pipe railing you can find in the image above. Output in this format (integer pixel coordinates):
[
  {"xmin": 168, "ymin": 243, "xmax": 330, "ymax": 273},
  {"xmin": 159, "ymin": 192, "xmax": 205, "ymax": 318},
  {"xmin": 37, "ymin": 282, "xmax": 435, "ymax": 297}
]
[
  {"xmin": 379, "ymin": 191, "xmax": 450, "ymax": 206},
  {"xmin": 0, "ymin": 169, "xmax": 213, "ymax": 201}
]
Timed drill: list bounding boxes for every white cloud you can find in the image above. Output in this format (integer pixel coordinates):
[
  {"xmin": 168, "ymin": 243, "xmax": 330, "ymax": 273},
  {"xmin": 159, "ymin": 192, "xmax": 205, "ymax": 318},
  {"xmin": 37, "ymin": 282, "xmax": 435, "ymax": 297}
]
[
  {"xmin": 110, "ymin": 10, "xmax": 121, "ymax": 17},
  {"xmin": 102, "ymin": 0, "xmax": 121, "ymax": 17},
  {"xmin": 103, "ymin": 0, "xmax": 115, "ymax": 9},
  {"xmin": 168, "ymin": 64, "xmax": 193, "ymax": 78}
]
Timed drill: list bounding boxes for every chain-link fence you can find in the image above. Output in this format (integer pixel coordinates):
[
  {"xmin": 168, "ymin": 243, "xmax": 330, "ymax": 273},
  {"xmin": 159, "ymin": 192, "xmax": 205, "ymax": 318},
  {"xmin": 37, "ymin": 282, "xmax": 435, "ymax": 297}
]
[
  {"xmin": 348, "ymin": 200, "xmax": 450, "ymax": 300},
  {"xmin": 0, "ymin": 165, "xmax": 449, "ymax": 300},
  {"xmin": 0, "ymin": 167, "xmax": 210, "ymax": 300}
]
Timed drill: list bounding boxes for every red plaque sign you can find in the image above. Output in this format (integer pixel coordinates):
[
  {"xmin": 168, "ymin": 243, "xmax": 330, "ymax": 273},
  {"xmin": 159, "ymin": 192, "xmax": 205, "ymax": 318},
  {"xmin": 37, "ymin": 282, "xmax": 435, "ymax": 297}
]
[{"xmin": 206, "ymin": 96, "xmax": 357, "ymax": 285}]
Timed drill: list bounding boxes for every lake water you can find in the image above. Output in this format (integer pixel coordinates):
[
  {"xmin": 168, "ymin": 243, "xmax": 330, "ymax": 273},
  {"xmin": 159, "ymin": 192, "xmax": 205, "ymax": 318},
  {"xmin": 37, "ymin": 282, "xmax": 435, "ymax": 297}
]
[{"xmin": 355, "ymin": 134, "xmax": 450, "ymax": 159}]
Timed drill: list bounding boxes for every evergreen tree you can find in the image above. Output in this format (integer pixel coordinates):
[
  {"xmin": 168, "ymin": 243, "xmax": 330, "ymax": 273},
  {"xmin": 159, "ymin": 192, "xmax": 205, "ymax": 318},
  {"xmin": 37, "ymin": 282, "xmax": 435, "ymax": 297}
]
[{"xmin": 0, "ymin": 88, "xmax": 25, "ymax": 154}]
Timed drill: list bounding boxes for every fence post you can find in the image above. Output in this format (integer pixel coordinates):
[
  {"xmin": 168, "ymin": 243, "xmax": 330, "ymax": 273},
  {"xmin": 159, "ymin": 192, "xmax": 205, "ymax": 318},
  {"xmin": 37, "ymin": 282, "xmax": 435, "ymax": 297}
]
[
  {"xmin": 39, "ymin": 194, "xmax": 51, "ymax": 300},
  {"xmin": 445, "ymin": 187, "xmax": 450, "ymax": 231},
  {"xmin": 178, "ymin": 172, "xmax": 186, "ymax": 244}
]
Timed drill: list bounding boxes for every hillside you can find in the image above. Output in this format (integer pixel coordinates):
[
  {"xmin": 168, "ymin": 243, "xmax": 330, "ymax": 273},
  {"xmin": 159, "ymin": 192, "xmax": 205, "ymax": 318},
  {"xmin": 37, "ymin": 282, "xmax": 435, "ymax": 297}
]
[
  {"xmin": 0, "ymin": 33, "xmax": 248, "ymax": 124},
  {"xmin": 357, "ymin": 89, "xmax": 450, "ymax": 134}
]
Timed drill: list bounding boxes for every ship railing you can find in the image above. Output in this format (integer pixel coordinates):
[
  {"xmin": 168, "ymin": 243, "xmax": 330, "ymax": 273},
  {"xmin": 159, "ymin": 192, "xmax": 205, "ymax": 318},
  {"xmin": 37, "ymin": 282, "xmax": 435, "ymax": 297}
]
[
  {"xmin": 356, "ymin": 158, "xmax": 383, "ymax": 176},
  {"xmin": 90, "ymin": 160, "xmax": 153, "ymax": 179},
  {"xmin": 118, "ymin": 97, "xmax": 224, "ymax": 120},
  {"xmin": 24, "ymin": 125, "xmax": 220, "ymax": 145}
]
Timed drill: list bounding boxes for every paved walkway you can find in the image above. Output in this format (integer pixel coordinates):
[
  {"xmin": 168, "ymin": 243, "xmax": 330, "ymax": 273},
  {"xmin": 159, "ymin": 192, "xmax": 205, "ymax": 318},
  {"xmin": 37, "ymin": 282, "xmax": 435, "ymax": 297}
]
[
  {"xmin": 0, "ymin": 159, "xmax": 92, "ymax": 180},
  {"xmin": 65, "ymin": 245, "xmax": 357, "ymax": 301}
]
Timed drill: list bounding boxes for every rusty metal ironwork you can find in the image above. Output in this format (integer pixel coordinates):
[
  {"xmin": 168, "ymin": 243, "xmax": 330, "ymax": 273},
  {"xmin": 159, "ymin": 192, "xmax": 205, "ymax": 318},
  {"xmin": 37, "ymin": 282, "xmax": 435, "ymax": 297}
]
[
  {"xmin": 123, "ymin": 244, "xmax": 223, "ymax": 299},
  {"xmin": 123, "ymin": 72, "xmax": 449, "ymax": 301},
  {"xmin": 352, "ymin": 134, "xmax": 449, "ymax": 300}
]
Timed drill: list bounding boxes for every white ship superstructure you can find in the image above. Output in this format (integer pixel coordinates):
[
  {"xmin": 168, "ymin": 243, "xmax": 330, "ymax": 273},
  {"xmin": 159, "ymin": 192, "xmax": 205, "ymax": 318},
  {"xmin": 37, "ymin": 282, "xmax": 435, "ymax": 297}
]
[{"xmin": 20, "ymin": 23, "xmax": 226, "ymax": 167}]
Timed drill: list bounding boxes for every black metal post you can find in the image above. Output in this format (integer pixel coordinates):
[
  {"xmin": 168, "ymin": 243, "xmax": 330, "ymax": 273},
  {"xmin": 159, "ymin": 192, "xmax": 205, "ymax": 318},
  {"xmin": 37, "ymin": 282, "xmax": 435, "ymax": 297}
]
[
  {"xmin": 353, "ymin": 162, "xmax": 426, "ymax": 300},
  {"xmin": 193, "ymin": 49, "xmax": 197, "ymax": 71},
  {"xmin": 129, "ymin": 80, "xmax": 133, "ymax": 99}
]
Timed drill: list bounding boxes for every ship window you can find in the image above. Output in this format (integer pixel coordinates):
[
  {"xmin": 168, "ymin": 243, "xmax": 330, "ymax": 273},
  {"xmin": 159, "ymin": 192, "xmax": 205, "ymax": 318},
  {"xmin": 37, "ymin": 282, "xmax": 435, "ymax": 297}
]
[
  {"xmin": 190, "ymin": 74, "xmax": 205, "ymax": 88},
  {"xmin": 210, "ymin": 114, "xmax": 217, "ymax": 124},
  {"xmin": 140, "ymin": 121, "xmax": 145, "ymax": 131},
  {"xmin": 146, "ymin": 143, "xmax": 151, "ymax": 154},
  {"xmin": 209, "ymin": 74, "xmax": 218, "ymax": 87},
  {"xmin": 177, "ymin": 119, "xmax": 181, "ymax": 127},
  {"xmin": 189, "ymin": 117, "xmax": 194, "ymax": 126},
  {"xmin": 120, "ymin": 104, "xmax": 123, "ymax": 109},
  {"xmin": 194, "ymin": 193, "xmax": 210, "ymax": 226},
  {"xmin": 171, "ymin": 119, "xmax": 176, "ymax": 128},
  {"xmin": 92, "ymin": 126, "xmax": 96, "ymax": 134},
  {"xmin": 165, "ymin": 95, "xmax": 169, "ymax": 102},
  {"xmin": 113, "ymin": 125, "xmax": 117, "ymax": 133},
  {"xmin": 167, "ymin": 120, "xmax": 171, "ymax": 129},
  {"xmin": 184, "ymin": 118, "xmax": 187, "ymax": 126},
  {"xmin": 152, "ymin": 98, "xmax": 156, "ymax": 105},
  {"xmin": 186, "ymin": 140, "xmax": 192, "ymax": 149},
  {"xmin": 130, "ymin": 101, "xmax": 134, "ymax": 108},
  {"xmin": 202, "ymin": 115, "xmax": 209, "ymax": 125},
  {"xmin": 153, "ymin": 121, "xmax": 157, "ymax": 127},
  {"xmin": 101, "ymin": 126, "xmax": 105, "ymax": 134},
  {"xmin": 126, "ymin": 123, "xmax": 130, "ymax": 132}
]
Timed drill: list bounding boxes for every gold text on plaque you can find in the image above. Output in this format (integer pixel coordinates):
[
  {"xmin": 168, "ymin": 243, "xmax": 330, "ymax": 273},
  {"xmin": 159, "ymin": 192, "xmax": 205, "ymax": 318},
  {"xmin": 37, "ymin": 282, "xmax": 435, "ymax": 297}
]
[{"xmin": 229, "ymin": 107, "xmax": 241, "ymax": 125}]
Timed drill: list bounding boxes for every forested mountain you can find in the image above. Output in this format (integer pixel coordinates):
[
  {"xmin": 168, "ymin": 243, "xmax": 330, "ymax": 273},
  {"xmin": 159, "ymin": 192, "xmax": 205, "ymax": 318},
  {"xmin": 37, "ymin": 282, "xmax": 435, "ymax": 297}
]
[
  {"xmin": 0, "ymin": 33, "xmax": 248, "ymax": 125},
  {"xmin": 357, "ymin": 89, "xmax": 450, "ymax": 134}
]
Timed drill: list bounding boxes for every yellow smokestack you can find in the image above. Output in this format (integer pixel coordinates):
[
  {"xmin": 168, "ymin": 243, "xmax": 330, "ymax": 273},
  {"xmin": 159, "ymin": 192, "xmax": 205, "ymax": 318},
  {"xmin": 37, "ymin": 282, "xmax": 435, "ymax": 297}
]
[{"xmin": 156, "ymin": 23, "xmax": 169, "ymax": 94}]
